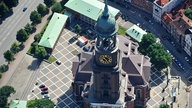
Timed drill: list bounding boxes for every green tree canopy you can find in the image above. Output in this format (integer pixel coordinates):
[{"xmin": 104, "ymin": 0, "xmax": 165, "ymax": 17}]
[
  {"xmin": 160, "ymin": 103, "xmax": 170, "ymax": 108},
  {"xmin": 30, "ymin": 10, "xmax": 42, "ymax": 25},
  {"xmin": 60, "ymin": 0, "xmax": 69, "ymax": 8},
  {"xmin": 24, "ymin": 23, "xmax": 34, "ymax": 35},
  {"xmin": 0, "ymin": 96, "xmax": 7, "ymax": 107},
  {"xmin": 148, "ymin": 43, "xmax": 173, "ymax": 70},
  {"xmin": 3, "ymin": 50, "xmax": 14, "ymax": 64},
  {"xmin": 27, "ymin": 98, "xmax": 55, "ymax": 108},
  {"xmin": 34, "ymin": 33, "xmax": 42, "ymax": 42},
  {"xmin": 37, "ymin": 4, "xmax": 48, "ymax": 16},
  {"xmin": 38, "ymin": 47, "xmax": 47, "ymax": 59},
  {"xmin": 11, "ymin": 41, "xmax": 20, "ymax": 53},
  {"xmin": 0, "ymin": 86, "xmax": 15, "ymax": 97},
  {"xmin": 51, "ymin": 2, "xmax": 62, "ymax": 13},
  {"xmin": 139, "ymin": 33, "xmax": 156, "ymax": 55},
  {"xmin": 16, "ymin": 29, "xmax": 28, "ymax": 44},
  {"xmin": 44, "ymin": 0, "xmax": 55, "ymax": 7},
  {"xmin": 184, "ymin": 9, "xmax": 192, "ymax": 20},
  {"xmin": 3, "ymin": 0, "xmax": 18, "ymax": 8},
  {"xmin": 0, "ymin": 86, "xmax": 15, "ymax": 108},
  {"xmin": 0, "ymin": 2, "xmax": 9, "ymax": 16},
  {"xmin": 30, "ymin": 42, "xmax": 38, "ymax": 55}
]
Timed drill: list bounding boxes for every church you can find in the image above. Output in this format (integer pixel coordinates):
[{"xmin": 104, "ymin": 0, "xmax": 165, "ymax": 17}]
[{"xmin": 71, "ymin": 0, "xmax": 151, "ymax": 108}]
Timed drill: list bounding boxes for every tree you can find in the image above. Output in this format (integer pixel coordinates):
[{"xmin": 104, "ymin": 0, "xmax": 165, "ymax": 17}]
[
  {"xmin": 0, "ymin": 86, "xmax": 15, "ymax": 108},
  {"xmin": 0, "ymin": 64, "xmax": 8, "ymax": 72},
  {"xmin": 30, "ymin": 42, "xmax": 38, "ymax": 55},
  {"xmin": 44, "ymin": 0, "xmax": 55, "ymax": 7},
  {"xmin": 11, "ymin": 42, "xmax": 20, "ymax": 53},
  {"xmin": 0, "ymin": 2, "xmax": 9, "ymax": 16},
  {"xmin": 34, "ymin": 33, "xmax": 42, "ymax": 42},
  {"xmin": 27, "ymin": 98, "xmax": 55, "ymax": 108},
  {"xmin": 30, "ymin": 10, "xmax": 41, "ymax": 25},
  {"xmin": 74, "ymin": 24, "xmax": 82, "ymax": 35},
  {"xmin": 139, "ymin": 33, "xmax": 156, "ymax": 55},
  {"xmin": 148, "ymin": 43, "xmax": 173, "ymax": 70},
  {"xmin": 0, "ymin": 86, "xmax": 15, "ymax": 97},
  {"xmin": 185, "ymin": 9, "xmax": 192, "ymax": 20},
  {"xmin": 51, "ymin": 2, "xmax": 62, "ymax": 13},
  {"xmin": 0, "ymin": 96, "xmax": 7, "ymax": 107},
  {"xmin": 24, "ymin": 23, "xmax": 34, "ymax": 35},
  {"xmin": 38, "ymin": 47, "xmax": 47, "ymax": 59},
  {"xmin": 60, "ymin": 0, "xmax": 69, "ymax": 8},
  {"xmin": 3, "ymin": 50, "xmax": 14, "ymax": 64},
  {"xmin": 160, "ymin": 103, "xmax": 170, "ymax": 108},
  {"xmin": 37, "ymin": 4, "xmax": 48, "ymax": 16},
  {"xmin": 16, "ymin": 29, "xmax": 28, "ymax": 45},
  {"xmin": 3, "ymin": 0, "xmax": 18, "ymax": 8}
]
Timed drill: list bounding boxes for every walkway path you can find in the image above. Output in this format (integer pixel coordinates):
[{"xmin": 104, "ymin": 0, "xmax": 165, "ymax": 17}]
[{"xmin": 0, "ymin": 10, "xmax": 52, "ymax": 100}]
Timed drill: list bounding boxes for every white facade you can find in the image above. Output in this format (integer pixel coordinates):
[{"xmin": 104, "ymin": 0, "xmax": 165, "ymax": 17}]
[
  {"xmin": 184, "ymin": 34, "xmax": 192, "ymax": 56},
  {"xmin": 153, "ymin": 0, "xmax": 184, "ymax": 23}
]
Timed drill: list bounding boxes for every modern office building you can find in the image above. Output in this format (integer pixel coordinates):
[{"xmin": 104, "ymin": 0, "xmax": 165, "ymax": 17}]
[{"xmin": 71, "ymin": 0, "xmax": 151, "ymax": 108}]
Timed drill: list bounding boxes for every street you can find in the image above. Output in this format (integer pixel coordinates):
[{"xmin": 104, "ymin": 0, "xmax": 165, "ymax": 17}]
[
  {"xmin": 0, "ymin": 0, "xmax": 43, "ymax": 66},
  {"xmin": 106, "ymin": 1, "xmax": 192, "ymax": 76}
]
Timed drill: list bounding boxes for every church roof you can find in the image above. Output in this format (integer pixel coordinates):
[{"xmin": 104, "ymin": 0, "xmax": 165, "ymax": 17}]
[
  {"xmin": 38, "ymin": 13, "xmax": 68, "ymax": 49},
  {"xmin": 64, "ymin": 0, "xmax": 119, "ymax": 21}
]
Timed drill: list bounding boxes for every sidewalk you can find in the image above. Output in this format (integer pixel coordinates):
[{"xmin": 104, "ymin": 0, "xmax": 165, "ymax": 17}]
[{"xmin": 0, "ymin": 9, "xmax": 52, "ymax": 98}]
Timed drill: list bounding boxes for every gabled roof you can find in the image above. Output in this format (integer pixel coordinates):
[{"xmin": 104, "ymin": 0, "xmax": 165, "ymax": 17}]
[
  {"xmin": 9, "ymin": 100, "xmax": 27, "ymax": 108},
  {"xmin": 122, "ymin": 55, "xmax": 143, "ymax": 75},
  {"xmin": 64, "ymin": 0, "xmax": 119, "ymax": 21},
  {"xmin": 38, "ymin": 13, "xmax": 68, "ymax": 49},
  {"xmin": 171, "ymin": 11, "xmax": 192, "ymax": 35},
  {"xmin": 126, "ymin": 25, "xmax": 147, "ymax": 42}
]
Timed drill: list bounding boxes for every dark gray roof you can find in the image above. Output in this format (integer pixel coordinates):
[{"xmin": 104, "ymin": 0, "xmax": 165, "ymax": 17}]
[
  {"xmin": 128, "ymin": 75, "xmax": 145, "ymax": 86},
  {"xmin": 75, "ymin": 72, "xmax": 92, "ymax": 83},
  {"xmin": 79, "ymin": 52, "xmax": 93, "ymax": 72}
]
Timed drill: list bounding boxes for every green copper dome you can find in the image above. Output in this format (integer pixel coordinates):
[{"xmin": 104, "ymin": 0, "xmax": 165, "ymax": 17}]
[{"xmin": 95, "ymin": 0, "xmax": 117, "ymax": 36}]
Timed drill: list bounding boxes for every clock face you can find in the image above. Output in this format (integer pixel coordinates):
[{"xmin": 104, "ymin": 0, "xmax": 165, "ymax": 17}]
[{"xmin": 99, "ymin": 55, "xmax": 112, "ymax": 64}]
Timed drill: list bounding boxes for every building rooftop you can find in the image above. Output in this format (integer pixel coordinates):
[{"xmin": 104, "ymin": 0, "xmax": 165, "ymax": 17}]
[
  {"xmin": 162, "ymin": 13, "xmax": 173, "ymax": 24},
  {"xmin": 9, "ymin": 100, "xmax": 27, "ymax": 108},
  {"xmin": 171, "ymin": 10, "xmax": 192, "ymax": 35},
  {"xmin": 126, "ymin": 25, "xmax": 147, "ymax": 42},
  {"xmin": 64, "ymin": 0, "xmax": 119, "ymax": 21},
  {"xmin": 38, "ymin": 13, "xmax": 68, "ymax": 49},
  {"xmin": 156, "ymin": 0, "xmax": 170, "ymax": 6}
]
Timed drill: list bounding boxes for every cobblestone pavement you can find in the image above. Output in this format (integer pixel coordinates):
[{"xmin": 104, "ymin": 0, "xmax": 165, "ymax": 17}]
[
  {"xmin": 28, "ymin": 28, "xmax": 82, "ymax": 108},
  {"xmin": 147, "ymin": 67, "xmax": 189, "ymax": 108}
]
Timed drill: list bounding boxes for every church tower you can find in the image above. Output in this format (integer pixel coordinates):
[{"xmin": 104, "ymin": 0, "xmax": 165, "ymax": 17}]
[{"xmin": 93, "ymin": 0, "xmax": 120, "ymax": 102}]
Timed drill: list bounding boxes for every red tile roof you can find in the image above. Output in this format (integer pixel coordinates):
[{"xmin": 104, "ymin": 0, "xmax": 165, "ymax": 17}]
[
  {"xmin": 162, "ymin": 13, "xmax": 172, "ymax": 24},
  {"xmin": 156, "ymin": 0, "xmax": 169, "ymax": 6}
]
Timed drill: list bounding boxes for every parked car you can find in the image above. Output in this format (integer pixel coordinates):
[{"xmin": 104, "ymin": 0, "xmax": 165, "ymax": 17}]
[
  {"xmin": 41, "ymin": 90, "xmax": 48, "ymax": 95},
  {"xmin": 56, "ymin": 60, "xmax": 61, "ymax": 65},
  {"xmin": 39, "ymin": 84, "xmax": 45, "ymax": 88},
  {"xmin": 41, "ymin": 87, "xmax": 48, "ymax": 91},
  {"xmin": 23, "ymin": 7, "xmax": 27, "ymax": 12},
  {"xmin": 43, "ymin": 95, "xmax": 49, "ymax": 99}
]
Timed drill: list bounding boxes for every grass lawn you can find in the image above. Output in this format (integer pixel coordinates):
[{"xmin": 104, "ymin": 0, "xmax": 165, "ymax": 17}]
[
  {"xmin": 118, "ymin": 26, "xmax": 126, "ymax": 36},
  {"xmin": 46, "ymin": 56, "xmax": 56, "ymax": 63}
]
